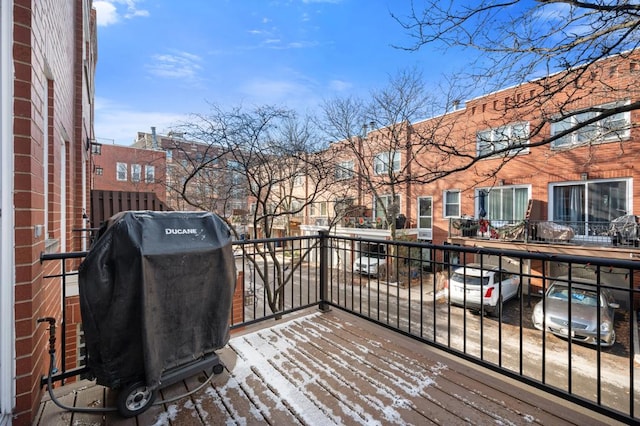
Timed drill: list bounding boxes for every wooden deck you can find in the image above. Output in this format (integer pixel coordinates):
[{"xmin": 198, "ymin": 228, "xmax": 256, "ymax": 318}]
[{"xmin": 35, "ymin": 309, "xmax": 621, "ymax": 425}]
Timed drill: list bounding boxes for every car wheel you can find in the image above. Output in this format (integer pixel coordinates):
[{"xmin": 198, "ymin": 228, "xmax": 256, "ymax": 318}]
[
  {"xmin": 607, "ymin": 329, "xmax": 616, "ymax": 347},
  {"xmin": 117, "ymin": 381, "xmax": 157, "ymax": 418}
]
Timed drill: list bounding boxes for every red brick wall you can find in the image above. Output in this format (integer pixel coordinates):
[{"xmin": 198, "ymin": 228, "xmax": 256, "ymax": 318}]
[
  {"xmin": 409, "ymin": 53, "xmax": 640, "ymax": 246},
  {"xmin": 63, "ymin": 295, "xmax": 82, "ymax": 385},
  {"xmin": 92, "ymin": 143, "xmax": 167, "ymax": 201},
  {"xmin": 12, "ymin": 1, "xmax": 96, "ymax": 424}
]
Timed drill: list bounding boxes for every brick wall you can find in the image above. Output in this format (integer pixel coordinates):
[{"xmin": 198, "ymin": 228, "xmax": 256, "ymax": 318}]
[
  {"xmin": 408, "ymin": 53, "xmax": 640, "ymax": 246},
  {"xmin": 63, "ymin": 295, "xmax": 82, "ymax": 385},
  {"xmin": 12, "ymin": 1, "xmax": 96, "ymax": 424},
  {"xmin": 92, "ymin": 143, "xmax": 167, "ymax": 201}
]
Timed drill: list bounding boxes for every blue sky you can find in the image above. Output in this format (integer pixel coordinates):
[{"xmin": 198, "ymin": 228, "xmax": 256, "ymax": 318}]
[{"xmin": 93, "ymin": 0, "xmax": 468, "ymax": 145}]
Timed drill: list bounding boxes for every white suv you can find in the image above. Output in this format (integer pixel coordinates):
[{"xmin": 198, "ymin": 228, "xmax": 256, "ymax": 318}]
[
  {"xmin": 353, "ymin": 242, "xmax": 387, "ymax": 277},
  {"xmin": 447, "ymin": 264, "xmax": 520, "ymax": 316}
]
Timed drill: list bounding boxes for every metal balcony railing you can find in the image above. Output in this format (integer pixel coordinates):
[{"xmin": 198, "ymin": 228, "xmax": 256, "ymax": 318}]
[
  {"xmin": 449, "ymin": 217, "xmax": 640, "ymax": 248},
  {"xmin": 40, "ymin": 232, "xmax": 640, "ymax": 424}
]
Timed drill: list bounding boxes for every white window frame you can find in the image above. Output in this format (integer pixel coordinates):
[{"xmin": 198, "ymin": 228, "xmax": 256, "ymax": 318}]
[
  {"xmin": 550, "ymin": 101, "xmax": 631, "ymax": 149},
  {"xmin": 477, "ymin": 122, "xmax": 529, "ymax": 157},
  {"xmin": 477, "ymin": 185, "xmax": 530, "ymax": 223},
  {"xmin": 145, "ymin": 165, "xmax": 155, "ymax": 183},
  {"xmin": 443, "ymin": 190, "xmax": 461, "ymax": 218},
  {"xmin": 91, "ymin": 143, "xmax": 101, "ymax": 155},
  {"xmin": 310, "ymin": 201, "xmax": 327, "ymax": 217},
  {"xmin": 373, "ymin": 151, "xmax": 401, "ymax": 175},
  {"xmin": 291, "ymin": 200, "xmax": 304, "ymax": 217},
  {"xmin": 293, "ymin": 172, "xmax": 304, "ymax": 187},
  {"xmin": 335, "ymin": 160, "xmax": 354, "ymax": 180},
  {"xmin": 549, "ymin": 178, "xmax": 631, "ymax": 235},
  {"xmin": 116, "ymin": 162, "xmax": 127, "ymax": 181},
  {"xmin": 374, "ymin": 194, "xmax": 400, "ymax": 220},
  {"xmin": 417, "ymin": 196, "xmax": 433, "ymax": 240},
  {"xmin": 131, "ymin": 164, "xmax": 142, "ymax": 182}
]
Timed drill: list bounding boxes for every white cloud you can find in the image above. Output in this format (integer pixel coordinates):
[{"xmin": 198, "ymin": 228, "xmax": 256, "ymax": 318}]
[
  {"xmin": 93, "ymin": 1, "xmax": 118, "ymax": 26},
  {"xmin": 94, "ymin": 0, "xmax": 149, "ymax": 27},
  {"xmin": 147, "ymin": 51, "xmax": 203, "ymax": 80},
  {"xmin": 328, "ymin": 79, "xmax": 352, "ymax": 92},
  {"xmin": 94, "ymin": 97, "xmax": 188, "ymax": 146}
]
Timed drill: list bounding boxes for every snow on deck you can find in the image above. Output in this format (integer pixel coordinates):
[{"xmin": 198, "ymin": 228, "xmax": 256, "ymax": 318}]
[{"xmin": 36, "ymin": 309, "xmax": 618, "ymax": 425}]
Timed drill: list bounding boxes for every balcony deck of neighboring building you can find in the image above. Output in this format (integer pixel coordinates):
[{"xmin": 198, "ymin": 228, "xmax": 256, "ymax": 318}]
[{"xmin": 35, "ymin": 309, "xmax": 620, "ymax": 426}]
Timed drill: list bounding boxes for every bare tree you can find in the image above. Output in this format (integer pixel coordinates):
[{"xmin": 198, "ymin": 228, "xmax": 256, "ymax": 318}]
[
  {"xmin": 389, "ymin": 0, "xmax": 640, "ymax": 172},
  {"xmin": 167, "ymin": 104, "xmax": 333, "ymax": 317},
  {"xmin": 320, "ymin": 68, "xmax": 444, "ymax": 239}
]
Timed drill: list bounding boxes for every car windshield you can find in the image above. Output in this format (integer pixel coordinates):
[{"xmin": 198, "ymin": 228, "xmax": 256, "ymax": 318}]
[
  {"xmin": 548, "ymin": 284, "xmax": 600, "ymax": 307},
  {"xmin": 451, "ymin": 272, "xmax": 489, "ymax": 286},
  {"xmin": 359, "ymin": 243, "xmax": 386, "ymax": 259}
]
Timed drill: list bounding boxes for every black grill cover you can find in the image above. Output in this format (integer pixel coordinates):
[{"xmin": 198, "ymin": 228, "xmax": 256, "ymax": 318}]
[{"xmin": 78, "ymin": 211, "xmax": 236, "ymax": 390}]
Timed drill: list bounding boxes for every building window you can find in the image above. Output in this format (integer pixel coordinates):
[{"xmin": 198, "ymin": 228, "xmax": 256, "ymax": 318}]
[
  {"xmin": 373, "ymin": 151, "xmax": 401, "ymax": 175},
  {"xmin": 145, "ymin": 165, "xmax": 155, "ymax": 183},
  {"xmin": 131, "ymin": 164, "xmax": 142, "ymax": 182},
  {"xmin": 417, "ymin": 196, "xmax": 433, "ymax": 240},
  {"xmin": 95, "ymin": 167, "xmax": 103, "ymax": 176},
  {"xmin": 374, "ymin": 195, "xmax": 400, "ymax": 220},
  {"xmin": 480, "ymin": 186, "xmax": 529, "ymax": 222},
  {"xmin": 91, "ymin": 143, "xmax": 102, "ymax": 155},
  {"xmin": 444, "ymin": 190, "xmax": 460, "ymax": 217},
  {"xmin": 291, "ymin": 200, "xmax": 303, "ymax": 217},
  {"xmin": 310, "ymin": 202, "xmax": 327, "ymax": 217},
  {"xmin": 477, "ymin": 122, "xmax": 529, "ymax": 157},
  {"xmin": 418, "ymin": 197, "xmax": 433, "ymax": 229},
  {"xmin": 334, "ymin": 197, "xmax": 354, "ymax": 217},
  {"xmin": 550, "ymin": 101, "xmax": 631, "ymax": 148},
  {"xmin": 116, "ymin": 162, "xmax": 127, "ymax": 181},
  {"xmin": 335, "ymin": 160, "xmax": 354, "ymax": 180},
  {"xmin": 551, "ymin": 179, "xmax": 629, "ymax": 235}
]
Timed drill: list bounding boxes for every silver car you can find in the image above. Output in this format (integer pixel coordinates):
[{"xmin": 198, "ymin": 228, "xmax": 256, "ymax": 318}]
[{"xmin": 532, "ymin": 277, "xmax": 619, "ymax": 346}]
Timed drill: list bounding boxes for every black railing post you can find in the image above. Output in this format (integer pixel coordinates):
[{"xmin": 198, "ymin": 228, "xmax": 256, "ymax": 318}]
[{"xmin": 318, "ymin": 230, "xmax": 331, "ymax": 312}]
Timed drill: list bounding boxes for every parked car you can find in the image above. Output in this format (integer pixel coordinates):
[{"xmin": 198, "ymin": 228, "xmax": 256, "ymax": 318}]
[
  {"xmin": 353, "ymin": 242, "xmax": 387, "ymax": 277},
  {"xmin": 531, "ymin": 277, "xmax": 619, "ymax": 347},
  {"xmin": 447, "ymin": 264, "xmax": 520, "ymax": 316}
]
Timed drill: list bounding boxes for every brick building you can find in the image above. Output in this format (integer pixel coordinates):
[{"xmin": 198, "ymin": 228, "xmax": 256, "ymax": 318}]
[
  {"xmin": 91, "ymin": 143, "xmax": 166, "ymax": 198},
  {"xmin": 300, "ymin": 50, "xmax": 640, "ymax": 296},
  {"xmin": 87, "ymin": 142, "xmax": 169, "ymax": 226},
  {"xmin": 132, "ymin": 129, "xmax": 248, "ymax": 216},
  {"xmin": 0, "ymin": 1, "xmax": 97, "ymax": 424}
]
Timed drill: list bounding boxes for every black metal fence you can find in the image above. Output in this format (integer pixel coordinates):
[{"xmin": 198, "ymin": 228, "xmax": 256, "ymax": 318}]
[
  {"xmin": 40, "ymin": 231, "xmax": 640, "ymax": 423},
  {"xmin": 449, "ymin": 217, "xmax": 640, "ymax": 247}
]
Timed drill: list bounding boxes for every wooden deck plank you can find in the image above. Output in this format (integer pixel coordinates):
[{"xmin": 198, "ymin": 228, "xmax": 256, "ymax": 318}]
[
  {"xmin": 36, "ymin": 309, "xmax": 627, "ymax": 425},
  {"xmin": 315, "ymin": 311, "xmax": 618, "ymax": 426},
  {"xmin": 70, "ymin": 383, "xmax": 107, "ymax": 425},
  {"xmin": 281, "ymin": 315, "xmax": 494, "ymax": 425},
  {"xmin": 101, "ymin": 388, "xmax": 137, "ymax": 426},
  {"xmin": 310, "ymin": 314, "xmax": 536, "ymax": 425},
  {"xmin": 156, "ymin": 379, "xmax": 205, "ymax": 425},
  {"xmin": 34, "ymin": 385, "xmax": 76, "ymax": 425},
  {"xmin": 181, "ymin": 368, "xmax": 231, "ymax": 426},
  {"xmin": 274, "ymin": 325, "xmax": 442, "ymax": 425}
]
